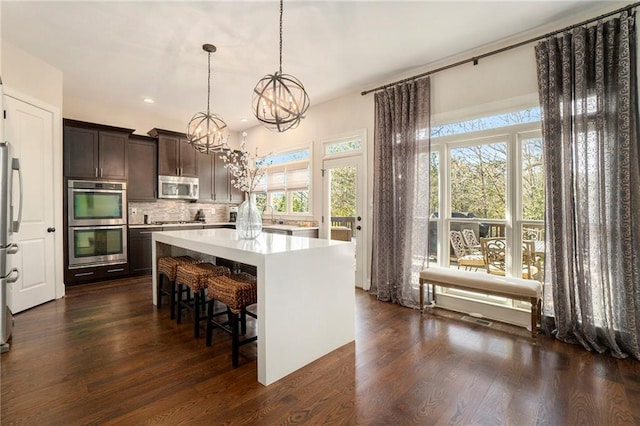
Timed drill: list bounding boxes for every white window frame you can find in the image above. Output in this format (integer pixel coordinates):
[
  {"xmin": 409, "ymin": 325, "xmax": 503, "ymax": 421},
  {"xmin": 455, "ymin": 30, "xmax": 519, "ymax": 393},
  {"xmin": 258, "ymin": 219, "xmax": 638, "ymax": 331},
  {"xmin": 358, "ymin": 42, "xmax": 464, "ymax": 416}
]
[
  {"xmin": 429, "ymin": 111, "xmax": 543, "ymax": 323},
  {"xmin": 262, "ymin": 146, "xmax": 313, "ymax": 218}
]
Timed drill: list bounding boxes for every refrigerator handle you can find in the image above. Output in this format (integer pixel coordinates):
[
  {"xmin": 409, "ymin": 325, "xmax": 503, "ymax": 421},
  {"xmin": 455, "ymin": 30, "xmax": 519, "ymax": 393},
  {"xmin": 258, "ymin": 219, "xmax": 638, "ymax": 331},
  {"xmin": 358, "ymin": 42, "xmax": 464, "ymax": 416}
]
[
  {"xmin": 6, "ymin": 242, "xmax": 18, "ymax": 255},
  {"xmin": 11, "ymin": 158, "xmax": 22, "ymax": 233},
  {"xmin": 4, "ymin": 268, "xmax": 20, "ymax": 283}
]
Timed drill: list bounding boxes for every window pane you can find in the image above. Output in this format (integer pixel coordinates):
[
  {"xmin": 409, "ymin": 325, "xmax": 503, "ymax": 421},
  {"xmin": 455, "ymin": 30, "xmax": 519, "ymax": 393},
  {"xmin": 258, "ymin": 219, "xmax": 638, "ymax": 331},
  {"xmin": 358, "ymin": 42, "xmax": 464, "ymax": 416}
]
[
  {"xmin": 450, "ymin": 143, "xmax": 507, "ymax": 219},
  {"xmin": 263, "ymin": 149, "xmax": 310, "ymax": 166},
  {"xmin": 432, "ymin": 108, "xmax": 541, "ymax": 138},
  {"xmin": 521, "ymin": 137, "xmax": 545, "ymax": 220},
  {"xmin": 430, "ymin": 152, "xmax": 439, "ymax": 215},
  {"xmin": 291, "ymin": 190, "xmax": 309, "ymax": 213},
  {"xmin": 325, "ymin": 140, "xmax": 361, "ymax": 155},
  {"xmin": 270, "ymin": 191, "xmax": 286, "ymax": 213},
  {"xmin": 330, "ymin": 166, "xmax": 356, "ymax": 217},
  {"xmin": 255, "ymin": 192, "xmax": 267, "ymax": 213}
]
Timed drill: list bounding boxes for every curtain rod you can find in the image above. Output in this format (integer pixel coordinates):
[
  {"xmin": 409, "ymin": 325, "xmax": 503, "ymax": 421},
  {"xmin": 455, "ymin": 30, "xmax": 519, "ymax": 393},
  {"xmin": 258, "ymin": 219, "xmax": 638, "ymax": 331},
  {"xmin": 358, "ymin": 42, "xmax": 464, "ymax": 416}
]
[{"xmin": 361, "ymin": 2, "xmax": 640, "ymax": 96}]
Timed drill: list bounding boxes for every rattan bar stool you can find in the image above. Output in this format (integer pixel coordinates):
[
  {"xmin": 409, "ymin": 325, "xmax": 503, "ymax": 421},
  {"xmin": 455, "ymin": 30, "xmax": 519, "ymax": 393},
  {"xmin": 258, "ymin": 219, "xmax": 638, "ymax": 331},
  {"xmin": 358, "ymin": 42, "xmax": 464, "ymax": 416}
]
[
  {"xmin": 175, "ymin": 263, "xmax": 230, "ymax": 338},
  {"xmin": 157, "ymin": 256, "xmax": 203, "ymax": 319},
  {"xmin": 205, "ymin": 274, "xmax": 258, "ymax": 367}
]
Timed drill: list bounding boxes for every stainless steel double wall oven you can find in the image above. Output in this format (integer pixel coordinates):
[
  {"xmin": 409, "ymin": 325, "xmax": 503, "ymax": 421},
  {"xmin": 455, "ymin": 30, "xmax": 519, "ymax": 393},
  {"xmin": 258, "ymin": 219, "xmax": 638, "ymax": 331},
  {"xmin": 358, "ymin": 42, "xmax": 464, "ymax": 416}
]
[{"xmin": 67, "ymin": 180, "xmax": 127, "ymax": 268}]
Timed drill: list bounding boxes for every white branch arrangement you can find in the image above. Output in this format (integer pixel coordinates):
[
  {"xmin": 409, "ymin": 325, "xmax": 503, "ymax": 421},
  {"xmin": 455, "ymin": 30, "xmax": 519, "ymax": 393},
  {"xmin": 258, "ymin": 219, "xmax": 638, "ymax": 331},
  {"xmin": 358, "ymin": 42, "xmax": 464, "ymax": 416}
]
[{"xmin": 219, "ymin": 132, "xmax": 270, "ymax": 193}]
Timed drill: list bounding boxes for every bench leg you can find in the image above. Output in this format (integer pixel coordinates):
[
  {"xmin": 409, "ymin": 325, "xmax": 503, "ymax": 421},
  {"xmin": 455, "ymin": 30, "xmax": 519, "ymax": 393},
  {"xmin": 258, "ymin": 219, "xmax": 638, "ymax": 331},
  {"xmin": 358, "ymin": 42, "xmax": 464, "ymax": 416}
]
[
  {"xmin": 530, "ymin": 297, "xmax": 539, "ymax": 340},
  {"xmin": 419, "ymin": 279, "xmax": 424, "ymax": 314}
]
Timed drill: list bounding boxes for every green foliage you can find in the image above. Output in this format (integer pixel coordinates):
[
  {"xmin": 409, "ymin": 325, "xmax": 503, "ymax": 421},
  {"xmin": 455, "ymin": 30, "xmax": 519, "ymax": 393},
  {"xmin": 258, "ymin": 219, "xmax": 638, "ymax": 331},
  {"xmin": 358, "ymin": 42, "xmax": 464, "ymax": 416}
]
[
  {"xmin": 450, "ymin": 143, "xmax": 507, "ymax": 219},
  {"xmin": 271, "ymin": 192, "xmax": 286, "ymax": 213},
  {"xmin": 522, "ymin": 138, "xmax": 545, "ymax": 220},
  {"xmin": 330, "ymin": 166, "xmax": 356, "ymax": 217},
  {"xmin": 292, "ymin": 191, "xmax": 309, "ymax": 213}
]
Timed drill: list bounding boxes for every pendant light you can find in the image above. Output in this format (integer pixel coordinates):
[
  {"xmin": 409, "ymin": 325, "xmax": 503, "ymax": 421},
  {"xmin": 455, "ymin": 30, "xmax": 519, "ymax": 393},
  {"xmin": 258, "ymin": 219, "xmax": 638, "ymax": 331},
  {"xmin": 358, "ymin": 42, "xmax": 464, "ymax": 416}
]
[
  {"xmin": 187, "ymin": 44, "xmax": 229, "ymax": 153},
  {"xmin": 251, "ymin": 0, "xmax": 310, "ymax": 132}
]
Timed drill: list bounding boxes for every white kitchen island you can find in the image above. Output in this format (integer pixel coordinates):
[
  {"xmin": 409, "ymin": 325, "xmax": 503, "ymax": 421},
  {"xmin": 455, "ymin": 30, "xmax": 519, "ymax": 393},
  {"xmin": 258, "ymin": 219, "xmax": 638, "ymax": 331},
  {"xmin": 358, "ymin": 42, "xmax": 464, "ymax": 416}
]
[{"xmin": 152, "ymin": 228, "xmax": 355, "ymax": 386}]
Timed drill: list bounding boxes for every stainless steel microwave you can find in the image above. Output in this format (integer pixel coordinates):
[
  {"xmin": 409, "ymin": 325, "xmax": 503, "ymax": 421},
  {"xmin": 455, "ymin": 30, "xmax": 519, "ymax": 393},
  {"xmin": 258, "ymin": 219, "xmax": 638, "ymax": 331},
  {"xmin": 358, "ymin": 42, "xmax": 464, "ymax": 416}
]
[{"xmin": 158, "ymin": 175, "xmax": 199, "ymax": 200}]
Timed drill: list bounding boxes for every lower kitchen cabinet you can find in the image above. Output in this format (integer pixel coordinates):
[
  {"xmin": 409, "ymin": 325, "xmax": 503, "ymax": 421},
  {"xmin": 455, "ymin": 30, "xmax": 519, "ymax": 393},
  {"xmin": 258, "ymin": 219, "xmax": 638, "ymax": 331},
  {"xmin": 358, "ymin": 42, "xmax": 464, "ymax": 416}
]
[
  {"xmin": 65, "ymin": 263, "xmax": 130, "ymax": 285},
  {"xmin": 129, "ymin": 225, "xmax": 205, "ymax": 276},
  {"xmin": 129, "ymin": 227, "xmax": 156, "ymax": 275}
]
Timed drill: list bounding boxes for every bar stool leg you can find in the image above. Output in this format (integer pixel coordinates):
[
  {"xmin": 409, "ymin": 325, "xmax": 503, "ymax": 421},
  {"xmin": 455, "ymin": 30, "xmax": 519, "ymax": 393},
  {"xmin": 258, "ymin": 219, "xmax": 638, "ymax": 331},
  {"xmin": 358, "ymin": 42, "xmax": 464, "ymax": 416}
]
[
  {"xmin": 169, "ymin": 279, "xmax": 176, "ymax": 320},
  {"xmin": 156, "ymin": 274, "xmax": 164, "ymax": 310},
  {"xmin": 206, "ymin": 300, "xmax": 214, "ymax": 347},
  {"xmin": 176, "ymin": 284, "xmax": 184, "ymax": 324},
  {"xmin": 194, "ymin": 291, "xmax": 201, "ymax": 338},
  {"xmin": 231, "ymin": 312, "xmax": 240, "ymax": 368},
  {"xmin": 241, "ymin": 308, "xmax": 247, "ymax": 336}
]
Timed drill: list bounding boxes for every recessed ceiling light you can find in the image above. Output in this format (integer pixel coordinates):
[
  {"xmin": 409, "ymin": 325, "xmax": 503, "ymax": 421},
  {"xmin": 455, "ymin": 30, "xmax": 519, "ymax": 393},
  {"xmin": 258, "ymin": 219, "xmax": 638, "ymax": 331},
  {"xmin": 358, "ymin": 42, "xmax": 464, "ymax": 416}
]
[
  {"xmin": 240, "ymin": 118, "xmax": 248, "ymax": 122},
  {"xmin": 143, "ymin": 97, "xmax": 155, "ymax": 104}
]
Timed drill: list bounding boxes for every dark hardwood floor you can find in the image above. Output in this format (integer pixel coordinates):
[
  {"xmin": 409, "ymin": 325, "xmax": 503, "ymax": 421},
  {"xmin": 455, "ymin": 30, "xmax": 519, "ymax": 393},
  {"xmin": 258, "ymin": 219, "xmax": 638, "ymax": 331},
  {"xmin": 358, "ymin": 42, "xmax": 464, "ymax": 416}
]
[{"xmin": 2, "ymin": 276, "xmax": 639, "ymax": 425}]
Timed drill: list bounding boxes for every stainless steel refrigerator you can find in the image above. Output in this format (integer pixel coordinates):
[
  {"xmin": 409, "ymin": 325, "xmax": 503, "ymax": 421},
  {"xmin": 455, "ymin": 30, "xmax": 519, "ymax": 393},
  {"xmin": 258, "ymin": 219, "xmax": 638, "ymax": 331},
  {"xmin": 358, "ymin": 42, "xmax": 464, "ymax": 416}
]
[{"xmin": 0, "ymin": 76, "xmax": 23, "ymax": 353}]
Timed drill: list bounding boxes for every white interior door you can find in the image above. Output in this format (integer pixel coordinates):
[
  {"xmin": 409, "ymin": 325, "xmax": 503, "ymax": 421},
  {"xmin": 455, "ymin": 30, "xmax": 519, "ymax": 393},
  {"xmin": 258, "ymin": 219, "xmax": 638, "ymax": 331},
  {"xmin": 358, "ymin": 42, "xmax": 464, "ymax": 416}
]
[
  {"xmin": 5, "ymin": 95, "xmax": 56, "ymax": 313},
  {"xmin": 323, "ymin": 155, "xmax": 366, "ymax": 288}
]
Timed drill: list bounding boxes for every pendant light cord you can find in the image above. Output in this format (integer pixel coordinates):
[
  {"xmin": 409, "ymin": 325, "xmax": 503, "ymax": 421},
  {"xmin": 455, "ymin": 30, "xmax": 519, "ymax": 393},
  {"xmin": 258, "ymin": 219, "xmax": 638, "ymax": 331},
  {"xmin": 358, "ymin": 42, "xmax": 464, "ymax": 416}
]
[
  {"xmin": 207, "ymin": 51, "xmax": 211, "ymax": 115},
  {"xmin": 279, "ymin": 0, "xmax": 283, "ymax": 75}
]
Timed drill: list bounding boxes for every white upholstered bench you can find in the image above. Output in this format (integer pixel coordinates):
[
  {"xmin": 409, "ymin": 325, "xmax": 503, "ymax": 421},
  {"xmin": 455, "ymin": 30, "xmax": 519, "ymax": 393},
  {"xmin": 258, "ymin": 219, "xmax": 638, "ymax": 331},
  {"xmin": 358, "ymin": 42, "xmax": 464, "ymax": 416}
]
[{"xmin": 419, "ymin": 268, "xmax": 542, "ymax": 339}]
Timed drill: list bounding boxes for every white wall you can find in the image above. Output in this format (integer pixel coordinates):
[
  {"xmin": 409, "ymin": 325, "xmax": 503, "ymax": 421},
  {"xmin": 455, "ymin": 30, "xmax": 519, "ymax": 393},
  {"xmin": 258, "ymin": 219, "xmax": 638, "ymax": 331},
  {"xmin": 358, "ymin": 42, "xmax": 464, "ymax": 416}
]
[{"xmin": 1, "ymin": 41, "xmax": 63, "ymax": 109}]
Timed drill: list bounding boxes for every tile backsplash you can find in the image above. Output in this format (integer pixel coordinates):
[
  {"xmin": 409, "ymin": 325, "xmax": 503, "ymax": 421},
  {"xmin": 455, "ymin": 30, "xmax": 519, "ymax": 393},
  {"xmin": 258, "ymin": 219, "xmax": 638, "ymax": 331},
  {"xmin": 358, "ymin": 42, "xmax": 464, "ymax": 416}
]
[{"xmin": 129, "ymin": 200, "xmax": 233, "ymax": 224}]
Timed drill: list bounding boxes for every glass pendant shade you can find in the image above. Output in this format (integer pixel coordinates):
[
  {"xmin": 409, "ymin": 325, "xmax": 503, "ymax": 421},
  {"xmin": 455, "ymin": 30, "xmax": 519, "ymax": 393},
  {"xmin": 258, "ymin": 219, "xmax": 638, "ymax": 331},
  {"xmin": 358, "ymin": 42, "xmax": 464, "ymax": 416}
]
[
  {"xmin": 186, "ymin": 43, "xmax": 229, "ymax": 153},
  {"xmin": 252, "ymin": 71, "xmax": 310, "ymax": 132}
]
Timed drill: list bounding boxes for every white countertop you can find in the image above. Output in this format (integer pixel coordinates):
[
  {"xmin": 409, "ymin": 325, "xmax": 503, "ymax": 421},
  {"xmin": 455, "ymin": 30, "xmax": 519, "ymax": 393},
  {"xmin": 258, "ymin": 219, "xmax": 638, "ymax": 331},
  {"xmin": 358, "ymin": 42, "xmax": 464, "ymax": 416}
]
[{"xmin": 153, "ymin": 227, "xmax": 339, "ymax": 257}]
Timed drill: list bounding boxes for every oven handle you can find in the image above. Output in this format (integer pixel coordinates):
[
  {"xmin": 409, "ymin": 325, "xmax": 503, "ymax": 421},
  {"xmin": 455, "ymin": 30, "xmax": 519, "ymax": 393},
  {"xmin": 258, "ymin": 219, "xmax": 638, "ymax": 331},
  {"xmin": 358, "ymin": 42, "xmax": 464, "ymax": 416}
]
[
  {"xmin": 70, "ymin": 188, "xmax": 126, "ymax": 194},
  {"xmin": 69, "ymin": 225, "xmax": 128, "ymax": 231}
]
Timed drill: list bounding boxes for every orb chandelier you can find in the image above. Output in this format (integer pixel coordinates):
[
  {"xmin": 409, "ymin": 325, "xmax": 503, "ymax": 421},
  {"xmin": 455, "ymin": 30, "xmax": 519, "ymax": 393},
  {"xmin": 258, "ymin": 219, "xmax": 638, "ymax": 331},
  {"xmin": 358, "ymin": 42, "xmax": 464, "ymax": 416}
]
[
  {"xmin": 187, "ymin": 44, "xmax": 229, "ymax": 153},
  {"xmin": 251, "ymin": 0, "xmax": 310, "ymax": 132}
]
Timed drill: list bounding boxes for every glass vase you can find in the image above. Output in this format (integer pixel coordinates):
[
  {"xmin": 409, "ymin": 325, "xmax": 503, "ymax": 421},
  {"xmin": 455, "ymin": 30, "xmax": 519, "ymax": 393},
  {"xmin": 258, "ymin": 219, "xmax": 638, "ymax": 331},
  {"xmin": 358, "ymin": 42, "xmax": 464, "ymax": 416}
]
[{"xmin": 236, "ymin": 192, "xmax": 262, "ymax": 240}]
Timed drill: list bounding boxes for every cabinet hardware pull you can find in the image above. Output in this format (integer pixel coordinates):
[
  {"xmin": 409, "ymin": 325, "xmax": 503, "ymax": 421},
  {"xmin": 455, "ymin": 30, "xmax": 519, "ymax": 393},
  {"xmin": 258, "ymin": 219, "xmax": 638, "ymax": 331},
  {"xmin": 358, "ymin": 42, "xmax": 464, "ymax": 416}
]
[
  {"xmin": 95, "ymin": 168, "xmax": 98, "ymax": 177},
  {"xmin": 139, "ymin": 231, "xmax": 154, "ymax": 234},
  {"xmin": 74, "ymin": 272, "xmax": 94, "ymax": 277},
  {"xmin": 100, "ymin": 167, "xmax": 103, "ymax": 177},
  {"xmin": 107, "ymin": 268, "xmax": 124, "ymax": 273}
]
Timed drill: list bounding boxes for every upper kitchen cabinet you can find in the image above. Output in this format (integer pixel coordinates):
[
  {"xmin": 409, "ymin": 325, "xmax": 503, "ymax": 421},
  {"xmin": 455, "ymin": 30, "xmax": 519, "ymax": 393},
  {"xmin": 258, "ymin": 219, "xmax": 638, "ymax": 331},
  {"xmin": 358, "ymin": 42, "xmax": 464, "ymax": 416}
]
[
  {"xmin": 64, "ymin": 119, "xmax": 133, "ymax": 180},
  {"xmin": 197, "ymin": 150, "xmax": 244, "ymax": 203},
  {"xmin": 128, "ymin": 135, "xmax": 157, "ymax": 201},
  {"xmin": 148, "ymin": 128, "xmax": 198, "ymax": 178}
]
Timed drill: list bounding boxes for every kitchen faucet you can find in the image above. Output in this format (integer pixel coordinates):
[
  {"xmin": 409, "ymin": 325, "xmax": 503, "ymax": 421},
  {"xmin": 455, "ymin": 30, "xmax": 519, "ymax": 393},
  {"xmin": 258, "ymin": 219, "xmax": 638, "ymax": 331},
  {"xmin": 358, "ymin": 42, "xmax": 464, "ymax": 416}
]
[{"xmin": 262, "ymin": 205, "xmax": 276, "ymax": 224}]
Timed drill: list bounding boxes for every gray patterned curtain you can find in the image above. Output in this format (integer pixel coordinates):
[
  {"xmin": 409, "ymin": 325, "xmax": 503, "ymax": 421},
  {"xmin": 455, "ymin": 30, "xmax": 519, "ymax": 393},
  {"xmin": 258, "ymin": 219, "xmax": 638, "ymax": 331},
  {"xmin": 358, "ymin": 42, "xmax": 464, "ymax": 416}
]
[
  {"xmin": 371, "ymin": 77, "xmax": 430, "ymax": 307},
  {"xmin": 535, "ymin": 10, "xmax": 640, "ymax": 359}
]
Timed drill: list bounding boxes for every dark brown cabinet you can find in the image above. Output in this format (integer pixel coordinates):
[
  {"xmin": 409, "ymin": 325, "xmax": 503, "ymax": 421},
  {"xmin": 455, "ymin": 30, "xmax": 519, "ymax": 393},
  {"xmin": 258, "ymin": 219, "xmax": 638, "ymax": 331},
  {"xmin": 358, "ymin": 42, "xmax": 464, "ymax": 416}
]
[
  {"xmin": 197, "ymin": 150, "xmax": 245, "ymax": 203},
  {"xmin": 128, "ymin": 135, "xmax": 157, "ymax": 201},
  {"xmin": 64, "ymin": 119, "xmax": 133, "ymax": 180},
  {"xmin": 128, "ymin": 227, "xmax": 155, "ymax": 275},
  {"xmin": 148, "ymin": 128, "xmax": 198, "ymax": 178},
  {"xmin": 197, "ymin": 151, "xmax": 214, "ymax": 202},
  {"xmin": 65, "ymin": 263, "xmax": 130, "ymax": 285},
  {"xmin": 129, "ymin": 225, "xmax": 205, "ymax": 276}
]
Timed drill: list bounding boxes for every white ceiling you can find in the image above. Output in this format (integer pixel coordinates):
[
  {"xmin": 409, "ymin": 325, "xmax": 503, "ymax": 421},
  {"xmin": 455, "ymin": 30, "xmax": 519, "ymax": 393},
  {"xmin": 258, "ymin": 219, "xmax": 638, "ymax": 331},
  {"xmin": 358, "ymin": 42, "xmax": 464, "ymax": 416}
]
[{"xmin": 1, "ymin": 1, "xmax": 618, "ymax": 132}]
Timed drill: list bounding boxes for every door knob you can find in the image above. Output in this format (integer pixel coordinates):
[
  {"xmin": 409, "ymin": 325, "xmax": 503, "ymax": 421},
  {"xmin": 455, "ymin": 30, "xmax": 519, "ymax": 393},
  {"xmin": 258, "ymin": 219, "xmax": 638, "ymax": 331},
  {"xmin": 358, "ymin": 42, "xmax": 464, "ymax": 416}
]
[
  {"xmin": 47, "ymin": 227, "xmax": 56, "ymax": 233},
  {"xmin": 356, "ymin": 225, "xmax": 362, "ymax": 231},
  {"xmin": 357, "ymin": 216, "xmax": 362, "ymax": 221}
]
